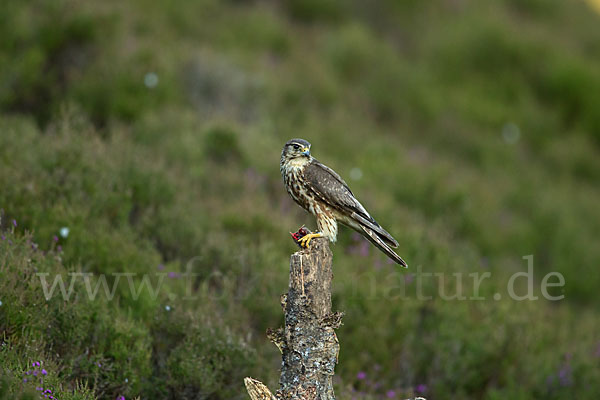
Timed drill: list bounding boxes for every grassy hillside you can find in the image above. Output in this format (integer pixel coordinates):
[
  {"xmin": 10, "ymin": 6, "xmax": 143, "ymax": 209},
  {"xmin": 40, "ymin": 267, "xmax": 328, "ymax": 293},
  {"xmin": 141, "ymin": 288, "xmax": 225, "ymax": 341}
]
[{"xmin": 1, "ymin": 0, "xmax": 600, "ymax": 399}]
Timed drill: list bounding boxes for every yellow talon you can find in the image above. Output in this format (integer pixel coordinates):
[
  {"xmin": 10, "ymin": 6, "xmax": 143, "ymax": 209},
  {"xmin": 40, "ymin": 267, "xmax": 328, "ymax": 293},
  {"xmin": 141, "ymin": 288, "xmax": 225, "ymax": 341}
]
[{"xmin": 298, "ymin": 232, "xmax": 324, "ymax": 248}]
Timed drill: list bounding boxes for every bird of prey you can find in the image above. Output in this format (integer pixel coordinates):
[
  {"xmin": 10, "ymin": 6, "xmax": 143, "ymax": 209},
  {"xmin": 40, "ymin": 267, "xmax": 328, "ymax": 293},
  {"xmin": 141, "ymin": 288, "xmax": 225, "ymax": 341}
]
[{"xmin": 280, "ymin": 138, "xmax": 407, "ymax": 267}]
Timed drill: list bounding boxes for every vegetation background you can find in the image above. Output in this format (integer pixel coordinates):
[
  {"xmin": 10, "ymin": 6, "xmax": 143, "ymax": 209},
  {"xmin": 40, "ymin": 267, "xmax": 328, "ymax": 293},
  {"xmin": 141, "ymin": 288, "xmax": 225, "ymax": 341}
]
[{"xmin": 1, "ymin": 0, "xmax": 600, "ymax": 399}]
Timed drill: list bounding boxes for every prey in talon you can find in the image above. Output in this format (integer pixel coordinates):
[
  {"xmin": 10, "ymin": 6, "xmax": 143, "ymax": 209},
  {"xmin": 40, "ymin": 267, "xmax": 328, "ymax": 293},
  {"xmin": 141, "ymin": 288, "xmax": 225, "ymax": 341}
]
[
  {"xmin": 280, "ymin": 139, "xmax": 408, "ymax": 267},
  {"xmin": 290, "ymin": 226, "xmax": 312, "ymax": 248}
]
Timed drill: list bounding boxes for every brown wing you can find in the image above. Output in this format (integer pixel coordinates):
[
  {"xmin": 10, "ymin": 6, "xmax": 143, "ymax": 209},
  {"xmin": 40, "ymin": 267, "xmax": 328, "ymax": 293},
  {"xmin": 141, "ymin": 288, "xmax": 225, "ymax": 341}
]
[
  {"xmin": 303, "ymin": 160, "xmax": 399, "ymax": 248},
  {"xmin": 303, "ymin": 160, "xmax": 369, "ymax": 217}
]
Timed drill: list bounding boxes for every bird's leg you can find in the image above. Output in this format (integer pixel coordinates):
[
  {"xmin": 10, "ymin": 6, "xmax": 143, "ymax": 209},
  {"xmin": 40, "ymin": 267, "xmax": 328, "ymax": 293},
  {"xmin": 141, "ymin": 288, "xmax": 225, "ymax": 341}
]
[{"xmin": 298, "ymin": 232, "xmax": 324, "ymax": 249}]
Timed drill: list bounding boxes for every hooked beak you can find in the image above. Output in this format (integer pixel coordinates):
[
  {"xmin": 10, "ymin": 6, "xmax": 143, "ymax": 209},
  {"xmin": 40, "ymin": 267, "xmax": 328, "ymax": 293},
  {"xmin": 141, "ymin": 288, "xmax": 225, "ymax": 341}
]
[{"xmin": 302, "ymin": 147, "xmax": 310, "ymax": 156}]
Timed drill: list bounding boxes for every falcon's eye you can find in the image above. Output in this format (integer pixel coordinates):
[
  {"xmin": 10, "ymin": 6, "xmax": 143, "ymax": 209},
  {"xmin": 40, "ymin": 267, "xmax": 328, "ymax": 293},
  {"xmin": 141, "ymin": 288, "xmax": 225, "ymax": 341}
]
[{"xmin": 292, "ymin": 144, "xmax": 300, "ymax": 150}]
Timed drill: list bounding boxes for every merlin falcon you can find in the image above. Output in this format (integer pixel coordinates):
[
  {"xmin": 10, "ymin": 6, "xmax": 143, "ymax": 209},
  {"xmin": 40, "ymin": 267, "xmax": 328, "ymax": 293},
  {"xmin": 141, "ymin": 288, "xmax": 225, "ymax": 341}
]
[{"xmin": 280, "ymin": 138, "xmax": 407, "ymax": 267}]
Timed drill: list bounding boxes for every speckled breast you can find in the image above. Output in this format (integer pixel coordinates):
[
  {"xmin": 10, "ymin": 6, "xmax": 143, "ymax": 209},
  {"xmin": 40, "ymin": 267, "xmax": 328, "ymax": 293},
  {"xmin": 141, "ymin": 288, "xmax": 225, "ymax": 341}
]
[{"xmin": 282, "ymin": 165, "xmax": 313, "ymax": 211}]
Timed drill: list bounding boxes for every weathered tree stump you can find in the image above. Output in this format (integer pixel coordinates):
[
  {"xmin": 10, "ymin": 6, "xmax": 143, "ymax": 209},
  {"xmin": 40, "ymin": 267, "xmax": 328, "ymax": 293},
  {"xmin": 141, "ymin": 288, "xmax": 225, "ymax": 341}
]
[{"xmin": 245, "ymin": 237, "xmax": 343, "ymax": 400}]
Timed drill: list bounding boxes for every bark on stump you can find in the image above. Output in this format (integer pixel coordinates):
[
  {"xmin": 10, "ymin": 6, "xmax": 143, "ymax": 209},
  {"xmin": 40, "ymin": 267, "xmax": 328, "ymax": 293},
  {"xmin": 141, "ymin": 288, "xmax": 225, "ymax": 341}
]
[{"xmin": 245, "ymin": 237, "xmax": 343, "ymax": 400}]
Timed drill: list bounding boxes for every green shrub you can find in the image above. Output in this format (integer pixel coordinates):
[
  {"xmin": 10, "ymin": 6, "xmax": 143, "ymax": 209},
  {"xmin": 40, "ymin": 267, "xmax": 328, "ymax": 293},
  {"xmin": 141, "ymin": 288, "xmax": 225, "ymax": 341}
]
[
  {"xmin": 284, "ymin": 0, "xmax": 346, "ymax": 23},
  {"xmin": 167, "ymin": 325, "xmax": 255, "ymax": 399},
  {"xmin": 2, "ymin": 0, "xmax": 600, "ymax": 398},
  {"xmin": 0, "ymin": 0, "xmax": 98, "ymax": 126},
  {"xmin": 203, "ymin": 125, "xmax": 244, "ymax": 163}
]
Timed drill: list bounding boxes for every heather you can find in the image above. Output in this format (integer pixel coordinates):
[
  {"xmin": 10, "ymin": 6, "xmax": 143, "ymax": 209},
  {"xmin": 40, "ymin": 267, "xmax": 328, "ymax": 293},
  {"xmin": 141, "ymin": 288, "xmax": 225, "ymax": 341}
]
[{"xmin": 1, "ymin": 0, "xmax": 600, "ymax": 399}]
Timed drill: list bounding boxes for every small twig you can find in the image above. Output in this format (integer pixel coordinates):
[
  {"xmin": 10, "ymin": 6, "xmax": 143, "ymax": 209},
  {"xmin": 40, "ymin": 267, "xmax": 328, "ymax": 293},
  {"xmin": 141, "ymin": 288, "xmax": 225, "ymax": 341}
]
[{"xmin": 244, "ymin": 377, "xmax": 277, "ymax": 400}]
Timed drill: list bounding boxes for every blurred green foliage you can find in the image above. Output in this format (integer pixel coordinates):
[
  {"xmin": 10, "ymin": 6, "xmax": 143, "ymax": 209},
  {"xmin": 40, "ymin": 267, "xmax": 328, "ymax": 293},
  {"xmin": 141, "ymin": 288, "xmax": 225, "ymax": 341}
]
[{"xmin": 1, "ymin": 0, "xmax": 600, "ymax": 399}]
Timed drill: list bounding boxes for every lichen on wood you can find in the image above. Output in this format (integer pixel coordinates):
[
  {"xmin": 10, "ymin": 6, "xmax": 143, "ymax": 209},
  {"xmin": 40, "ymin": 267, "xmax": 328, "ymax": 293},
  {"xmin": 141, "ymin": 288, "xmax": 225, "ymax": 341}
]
[{"xmin": 245, "ymin": 237, "xmax": 342, "ymax": 400}]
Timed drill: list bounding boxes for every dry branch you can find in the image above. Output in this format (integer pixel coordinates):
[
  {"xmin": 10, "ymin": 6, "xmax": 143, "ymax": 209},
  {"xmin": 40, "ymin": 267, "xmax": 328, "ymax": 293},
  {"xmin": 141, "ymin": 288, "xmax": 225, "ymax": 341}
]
[{"xmin": 245, "ymin": 237, "xmax": 342, "ymax": 400}]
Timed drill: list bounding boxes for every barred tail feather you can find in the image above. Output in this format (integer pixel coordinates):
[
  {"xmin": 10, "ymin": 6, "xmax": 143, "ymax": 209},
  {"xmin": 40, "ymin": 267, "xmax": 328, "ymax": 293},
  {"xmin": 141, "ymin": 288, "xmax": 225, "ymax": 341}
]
[
  {"xmin": 352, "ymin": 212, "xmax": 399, "ymax": 248},
  {"xmin": 360, "ymin": 225, "xmax": 408, "ymax": 268}
]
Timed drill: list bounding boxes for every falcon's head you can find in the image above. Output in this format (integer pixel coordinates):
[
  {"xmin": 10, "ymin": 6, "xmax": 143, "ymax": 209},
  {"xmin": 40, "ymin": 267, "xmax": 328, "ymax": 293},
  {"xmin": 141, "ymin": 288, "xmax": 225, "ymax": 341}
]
[{"xmin": 281, "ymin": 139, "xmax": 311, "ymax": 162}]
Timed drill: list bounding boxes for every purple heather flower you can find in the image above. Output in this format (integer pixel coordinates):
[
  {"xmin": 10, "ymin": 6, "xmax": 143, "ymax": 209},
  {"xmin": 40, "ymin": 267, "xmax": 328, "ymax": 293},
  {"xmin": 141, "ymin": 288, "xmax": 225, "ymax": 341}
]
[
  {"xmin": 57, "ymin": 245, "xmax": 62, "ymax": 252},
  {"xmin": 386, "ymin": 390, "xmax": 396, "ymax": 398},
  {"xmin": 36, "ymin": 387, "xmax": 43, "ymax": 391},
  {"xmin": 12, "ymin": 219, "xmax": 17, "ymax": 227},
  {"xmin": 44, "ymin": 389, "xmax": 52, "ymax": 393},
  {"xmin": 42, "ymin": 369, "xmax": 47, "ymax": 375},
  {"xmin": 358, "ymin": 242, "xmax": 369, "ymax": 257},
  {"xmin": 1, "ymin": 234, "xmax": 5, "ymax": 240},
  {"xmin": 97, "ymin": 362, "xmax": 102, "ymax": 367},
  {"xmin": 356, "ymin": 371, "xmax": 366, "ymax": 380},
  {"xmin": 557, "ymin": 363, "xmax": 573, "ymax": 387},
  {"xmin": 53, "ymin": 235, "xmax": 59, "ymax": 242},
  {"xmin": 23, "ymin": 378, "xmax": 28, "ymax": 383},
  {"xmin": 34, "ymin": 361, "xmax": 40, "ymax": 367},
  {"xmin": 415, "ymin": 383, "xmax": 427, "ymax": 393},
  {"xmin": 116, "ymin": 396, "xmax": 125, "ymax": 400},
  {"xmin": 33, "ymin": 370, "xmax": 38, "ymax": 376},
  {"xmin": 168, "ymin": 271, "xmax": 179, "ymax": 278},
  {"xmin": 373, "ymin": 258, "xmax": 383, "ymax": 270}
]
